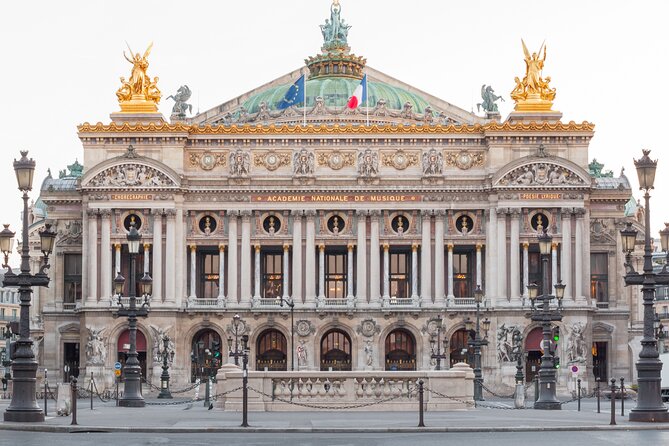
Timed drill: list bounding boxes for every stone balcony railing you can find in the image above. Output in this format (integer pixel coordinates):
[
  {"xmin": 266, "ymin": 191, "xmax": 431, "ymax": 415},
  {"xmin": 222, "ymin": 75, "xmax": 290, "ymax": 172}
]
[{"xmin": 215, "ymin": 363, "xmax": 474, "ymax": 411}]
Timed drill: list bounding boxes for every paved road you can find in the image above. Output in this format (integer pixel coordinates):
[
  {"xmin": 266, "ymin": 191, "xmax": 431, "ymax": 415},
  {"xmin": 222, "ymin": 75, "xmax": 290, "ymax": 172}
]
[{"xmin": 1, "ymin": 430, "xmax": 669, "ymax": 446}]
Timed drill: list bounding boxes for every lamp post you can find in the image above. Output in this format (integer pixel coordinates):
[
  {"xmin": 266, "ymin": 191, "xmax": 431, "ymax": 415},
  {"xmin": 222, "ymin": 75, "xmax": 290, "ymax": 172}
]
[
  {"xmin": 113, "ymin": 220, "xmax": 152, "ymax": 407},
  {"xmin": 275, "ymin": 297, "xmax": 295, "ymax": 371},
  {"xmin": 620, "ymin": 149, "xmax": 669, "ymax": 422},
  {"xmin": 468, "ymin": 285, "xmax": 490, "ymax": 401},
  {"xmin": 240, "ymin": 334, "xmax": 250, "ymax": 427},
  {"xmin": 429, "ymin": 315, "xmax": 447, "ymax": 370},
  {"xmin": 526, "ymin": 229, "xmax": 565, "ymax": 410},
  {"xmin": 1, "ymin": 151, "xmax": 56, "ymax": 422},
  {"xmin": 228, "ymin": 314, "xmax": 244, "ymax": 366},
  {"xmin": 157, "ymin": 335, "xmax": 172, "ymax": 399}
]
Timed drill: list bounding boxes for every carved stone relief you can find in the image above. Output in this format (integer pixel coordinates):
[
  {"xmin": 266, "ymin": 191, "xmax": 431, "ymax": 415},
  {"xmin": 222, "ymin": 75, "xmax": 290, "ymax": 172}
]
[
  {"xmin": 88, "ymin": 164, "xmax": 174, "ymax": 187},
  {"xmin": 189, "ymin": 151, "xmax": 227, "ymax": 171},
  {"xmin": 445, "ymin": 151, "xmax": 485, "ymax": 170},
  {"xmin": 317, "ymin": 150, "xmax": 355, "ymax": 170},
  {"xmin": 381, "ymin": 149, "xmax": 418, "ymax": 170},
  {"xmin": 254, "ymin": 150, "xmax": 291, "ymax": 171},
  {"xmin": 498, "ymin": 162, "xmax": 587, "ymax": 186},
  {"xmin": 229, "ymin": 148, "xmax": 251, "ymax": 177}
]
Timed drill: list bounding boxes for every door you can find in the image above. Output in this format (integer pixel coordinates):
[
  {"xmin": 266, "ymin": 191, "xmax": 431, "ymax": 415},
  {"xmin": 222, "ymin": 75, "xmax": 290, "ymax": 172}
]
[
  {"xmin": 63, "ymin": 342, "xmax": 80, "ymax": 383},
  {"xmin": 592, "ymin": 341, "xmax": 608, "ymax": 382}
]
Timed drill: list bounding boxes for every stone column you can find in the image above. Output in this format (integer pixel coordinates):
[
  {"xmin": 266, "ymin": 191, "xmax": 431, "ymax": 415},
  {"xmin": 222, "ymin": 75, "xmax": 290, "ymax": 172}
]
[
  {"xmin": 510, "ymin": 210, "xmax": 521, "ymax": 304},
  {"xmin": 254, "ymin": 245, "xmax": 261, "ymax": 300},
  {"xmin": 411, "ymin": 243, "xmax": 419, "ymax": 300},
  {"xmin": 305, "ymin": 210, "xmax": 316, "ymax": 306},
  {"xmin": 434, "ymin": 211, "xmax": 445, "ymax": 307},
  {"xmin": 164, "ymin": 210, "xmax": 176, "ymax": 304},
  {"xmin": 143, "ymin": 243, "xmax": 150, "ymax": 275},
  {"xmin": 318, "ymin": 244, "xmax": 325, "ymax": 301},
  {"xmin": 496, "ymin": 209, "xmax": 507, "ymax": 303},
  {"xmin": 476, "ymin": 243, "xmax": 483, "ymax": 288},
  {"xmin": 575, "ymin": 210, "xmax": 584, "ymax": 302},
  {"xmin": 100, "ymin": 210, "xmax": 112, "ymax": 301},
  {"xmin": 291, "ymin": 211, "xmax": 303, "ymax": 304},
  {"xmin": 382, "ymin": 243, "xmax": 390, "ymax": 303},
  {"xmin": 227, "ymin": 212, "xmax": 238, "ymax": 304},
  {"xmin": 485, "ymin": 208, "xmax": 497, "ymax": 305},
  {"xmin": 446, "ymin": 244, "xmax": 454, "ymax": 301},
  {"xmin": 218, "ymin": 244, "xmax": 226, "ymax": 300},
  {"xmin": 283, "ymin": 244, "xmax": 290, "ymax": 300},
  {"xmin": 347, "ymin": 243, "xmax": 354, "ymax": 299},
  {"xmin": 420, "ymin": 211, "xmax": 432, "ymax": 303},
  {"xmin": 240, "ymin": 211, "xmax": 252, "ymax": 307},
  {"xmin": 175, "ymin": 208, "xmax": 185, "ymax": 307},
  {"xmin": 114, "ymin": 244, "xmax": 121, "ymax": 276},
  {"xmin": 582, "ymin": 209, "xmax": 591, "ymax": 304},
  {"xmin": 86, "ymin": 209, "xmax": 98, "ymax": 304},
  {"xmin": 522, "ymin": 242, "xmax": 529, "ymax": 298},
  {"xmin": 560, "ymin": 209, "xmax": 572, "ymax": 301},
  {"xmin": 551, "ymin": 242, "xmax": 558, "ymax": 295},
  {"xmin": 81, "ymin": 209, "xmax": 88, "ymax": 305},
  {"xmin": 152, "ymin": 211, "xmax": 162, "ymax": 303},
  {"xmin": 370, "ymin": 211, "xmax": 381, "ymax": 307},
  {"xmin": 189, "ymin": 245, "xmax": 197, "ymax": 298},
  {"xmin": 356, "ymin": 211, "xmax": 367, "ymax": 304}
]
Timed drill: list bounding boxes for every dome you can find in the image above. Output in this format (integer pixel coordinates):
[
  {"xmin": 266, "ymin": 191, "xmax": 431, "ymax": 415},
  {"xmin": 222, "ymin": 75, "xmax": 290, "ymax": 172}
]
[{"xmin": 242, "ymin": 76, "xmax": 433, "ymax": 115}]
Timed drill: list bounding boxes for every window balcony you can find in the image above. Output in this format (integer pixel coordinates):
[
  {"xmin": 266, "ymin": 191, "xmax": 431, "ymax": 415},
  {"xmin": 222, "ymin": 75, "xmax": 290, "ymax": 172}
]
[
  {"xmin": 383, "ymin": 295, "xmax": 420, "ymax": 308},
  {"xmin": 317, "ymin": 296, "xmax": 355, "ymax": 310},
  {"xmin": 186, "ymin": 297, "xmax": 225, "ymax": 309}
]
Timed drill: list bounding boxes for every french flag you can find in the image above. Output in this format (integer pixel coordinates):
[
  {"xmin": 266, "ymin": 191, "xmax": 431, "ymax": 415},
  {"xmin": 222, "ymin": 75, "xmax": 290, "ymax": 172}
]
[{"xmin": 347, "ymin": 74, "xmax": 367, "ymax": 109}]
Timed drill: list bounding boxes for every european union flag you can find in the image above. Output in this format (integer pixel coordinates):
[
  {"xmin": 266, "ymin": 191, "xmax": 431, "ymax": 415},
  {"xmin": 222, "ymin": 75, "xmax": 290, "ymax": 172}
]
[{"xmin": 276, "ymin": 74, "xmax": 305, "ymax": 110}]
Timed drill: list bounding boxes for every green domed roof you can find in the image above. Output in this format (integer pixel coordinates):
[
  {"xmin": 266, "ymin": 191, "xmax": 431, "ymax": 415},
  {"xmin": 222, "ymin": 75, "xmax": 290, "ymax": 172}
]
[{"xmin": 242, "ymin": 76, "xmax": 433, "ymax": 114}]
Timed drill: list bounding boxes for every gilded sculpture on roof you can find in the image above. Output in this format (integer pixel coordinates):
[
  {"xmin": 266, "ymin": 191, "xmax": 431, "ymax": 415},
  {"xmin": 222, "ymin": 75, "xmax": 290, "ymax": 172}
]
[
  {"xmin": 511, "ymin": 40, "xmax": 556, "ymax": 112},
  {"xmin": 116, "ymin": 43, "xmax": 161, "ymax": 113}
]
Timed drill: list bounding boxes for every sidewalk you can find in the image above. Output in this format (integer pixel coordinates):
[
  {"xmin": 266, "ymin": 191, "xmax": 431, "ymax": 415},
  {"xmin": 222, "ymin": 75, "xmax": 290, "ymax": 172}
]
[{"xmin": 1, "ymin": 396, "xmax": 669, "ymax": 433}]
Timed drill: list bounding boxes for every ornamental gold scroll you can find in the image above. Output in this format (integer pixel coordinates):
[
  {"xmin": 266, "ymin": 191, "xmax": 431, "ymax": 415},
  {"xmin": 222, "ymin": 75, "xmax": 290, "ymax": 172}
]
[
  {"xmin": 510, "ymin": 40, "xmax": 557, "ymax": 112},
  {"xmin": 116, "ymin": 42, "xmax": 161, "ymax": 113}
]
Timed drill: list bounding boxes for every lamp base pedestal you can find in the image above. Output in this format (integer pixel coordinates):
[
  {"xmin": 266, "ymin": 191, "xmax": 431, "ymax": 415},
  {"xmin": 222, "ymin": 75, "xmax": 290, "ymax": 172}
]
[
  {"xmin": 533, "ymin": 400, "xmax": 561, "ymax": 410},
  {"xmin": 629, "ymin": 409, "xmax": 669, "ymax": 422}
]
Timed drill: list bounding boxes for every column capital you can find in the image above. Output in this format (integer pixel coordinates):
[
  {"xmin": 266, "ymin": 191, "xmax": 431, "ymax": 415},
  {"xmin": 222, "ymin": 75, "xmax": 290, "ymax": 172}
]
[
  {"xmin": 219, "ymin": 244, "xmax": 226, "ymax": 251},
  {"xmin": 143, "ymin": 242, "xmax": 151, "ymax": 250},
  {"xmin": 574, "ymin": 208, "xmax": 587, "ymax": 217},
  {"xmin": 522, "ymin": 241, "xmax": 530, "ymax": 249},
  {"xmin": 496, "ymin": 207, "xmax": 508, "ymax": 216},
  {"xmin": 255, "ymin": 244, "xmax": 261, "ymax": 252},
  {"xmin": 509, "ymin": 208, "xmax": 521, "ymax": 218},
  {"xmin": 552, "ymin": 241, "xmax": 559, "ymax": 250},
  {"xmin": 114, "ymin": 243, "xmax": 122, "ymax": 250},
  {"xmin": 447, "ymin": 243, "xmax": 454, "ymax": 251},
  {"xmin": 189, "ymin": 244, "xmax": 197, "ymax": 252},
  {"xmin": 318, "ymin": 244, "xmax": 325, "ymax": 252},
  {"xmin": 240, "ymin": 209, "xmax": 252, "ymax": 220},
  {"xmin": 355, "ymin": 209, "xmax": 368, "ymax": 217},
  {"xmin": 165, "ymin": 209, "xmax": 177, "ymax": 218},
  {"xmin": 86, "ymin": 208, "xmax": 99, "ymax": 217},
  {"xmin": 290, "ymin": 210, "xmax": 303, "ymax": 217},
  {"xmin": 560, "ymin": 207, "xmax": 573, "ymax": 217},
  {"xmin": 100, "ymin": 209, "xmax": 113, "ymax": 218},
  {"xmin": 369, "ymin": 210, "xmax": 382, "ymax": 219},
  {"xmin": 283, "ymin": 243, "xmax": 290, "ymax": 252},
  {"xmin": 421, "ymin": 210, "xmax": 432, "ymax": 218},
  {"xmin": 411, "ymin": 243, "xmax": 419, "ymax": 251},
  {"xmin": 434, "ymin": 209, "xmax": 447, "ymax": 218},
  {"xmin": 382, "ymin": 243, "xmax": 389, "ymax": 251},
  {"xmin": 476, "ymin": 243, "xmax": 483, "ymax": 251},
  {"xmin": 305, "ymin": 209, "xmax": 317, "ymax": 219},
  {"xmin": 347, "ymin": 243, "xmax": 355, "ymax": 250},
  {"xmin": 149, "ymin": 208, "xmax": 163, "ymax": 216}
]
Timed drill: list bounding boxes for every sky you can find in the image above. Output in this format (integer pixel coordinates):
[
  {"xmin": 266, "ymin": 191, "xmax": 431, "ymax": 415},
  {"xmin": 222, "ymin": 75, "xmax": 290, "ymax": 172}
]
[{"xmin": 0, "ymin": 0, "xmax": 668, "ymax": 262}]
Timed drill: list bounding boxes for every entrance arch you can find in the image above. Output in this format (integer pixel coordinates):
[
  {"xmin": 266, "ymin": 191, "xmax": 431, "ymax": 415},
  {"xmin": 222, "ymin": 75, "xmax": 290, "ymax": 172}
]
[
  {"xmin": 525, "ymin": 327, "xmax": 543, "ymax": 382},
  {"xmin": 449, "ymin": 328, "xmax": 475, "ymax": 366},
  {"xmin": 117, "ymin": 329, "xmax": 148, "ymax": 380},
  {"xmin": 320, "ymin": 329, "xmax": 352, "ymax": 371},
  {"xmin": 385, "ymin": 329, "xmax": 416, "ymax": 371},
  {"xmin": 256, "ymin": 329, "xmax": 287, "ymax": 371},
  {"xmin": 191, "ymin": 329, "xmax": 222, "ymax": 382}
]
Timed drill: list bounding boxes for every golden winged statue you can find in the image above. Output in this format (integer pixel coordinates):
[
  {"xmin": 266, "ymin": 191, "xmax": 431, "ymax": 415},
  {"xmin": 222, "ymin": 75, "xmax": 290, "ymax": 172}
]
[
  {"xmin": 510, "ymin": 39, "xmax": 556, "ymax": 112},
  {"xmin": 116, "ymin": 42, "xmax": 161, "ymax": 113}
]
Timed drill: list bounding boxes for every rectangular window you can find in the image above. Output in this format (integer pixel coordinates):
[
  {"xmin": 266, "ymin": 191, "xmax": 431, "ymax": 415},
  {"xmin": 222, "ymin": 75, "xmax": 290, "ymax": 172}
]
[
  {"xmin": 591, "ymin": 253, "xmax": 609, "ymax": 304},
  {"xmin": 198, "ymin": 250, "xmax": 220, "ymax": 299},
  {"xmin": 389, "ymin": 249, "xmax": 411, "ymax": 299},
  {"xmin": 11, "ymin": 309, "xmax": 17, "ymax": 318},
  {"xmin": 527, "ymin": 247, "xmax": 553, "ymax": 295},
  {"xmin": 261, "ymin": 250, "xmax": 283, "ymax": 299},
  {"xmin": 325, "ymin": 249, "xmax": 347, "ymax": 299},
  {"xmin": 453, "ymin": 250, "xmax": 474, "ymax": 297},
  {"xmin": 63, "ymin": 253, "xmax": 82, "ymax": 303}
]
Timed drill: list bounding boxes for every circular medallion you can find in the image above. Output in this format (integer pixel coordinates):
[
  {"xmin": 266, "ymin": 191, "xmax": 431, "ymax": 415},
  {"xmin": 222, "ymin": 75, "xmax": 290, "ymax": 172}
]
[
  {"xmin": 328, "ymin": 152, "xmax": 345, "ymax": 170},
  {"xmin": 200, "ymin": 152, "xmax": 216, "ymax": 171},
  {"xmin": 265, "ymin": 153, "xmax": 281, "ymax": 171},
  {"xmin": 296, "ymin": 320, "xmax": 313, "ymax": 337},
  {"xmin": 455, "ymin": 151, "xmax": 473, "ymax": 170},
  {"xmin": 360, "ymin": 320, "xmax": 377, "ymax": 337},
  {"xmin": 393, "ymin": 152, "xmax": 410, "ymax": 170}
]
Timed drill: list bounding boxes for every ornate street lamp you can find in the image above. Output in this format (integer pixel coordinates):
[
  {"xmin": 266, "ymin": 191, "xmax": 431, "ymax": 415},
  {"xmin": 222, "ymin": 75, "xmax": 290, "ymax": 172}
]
[
  {"xmin": 526, "ymin": 229, "xmax": 564, "ymax": 410},
  {"xmin": 429, "ymin": 315, "xmax": 447, "ymax": 370},
  {"xmin": 2, "ymin": 151, "xmax": 56, "ymax": 422},
  {"xmin": 114, "ymin": 220, "xmax": 151, "ymax": 407},
  {"xmin": 275, "ymin": 297, "xmax": 295, "ymax": 371},
  {"xmin": 157, "ymin": 335, "xmax": 172, "ymax": 399},
  {"xmin": 468, "ymin": 285, "xmax": 489, "ymax": 401},
  {"xmin": 228, "ymin": 314, "xmax": 243, "ymax": 366},
  {"xmin": 620, "ymin": 149, "xmax": 669, "ymax": 422},
  {"xmin": 0, "ymin": 225, "xmax": 15, "ymax": 268}
]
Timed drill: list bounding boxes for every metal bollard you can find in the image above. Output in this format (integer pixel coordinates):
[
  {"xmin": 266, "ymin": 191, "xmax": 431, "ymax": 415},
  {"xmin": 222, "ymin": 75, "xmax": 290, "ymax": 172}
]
[
  {"xmin": 534, "ymin": 376, "xmax": 539, "ymax": 402},
  {"xmin": 204, "ymin": 376, "xmax": 210, "ymax": 407},
  {"xmin": 577, "ymin": 378, "xmax": 581, "ymax": 412},
  {"xmin": 70, "ymin": 377, "xmax": 78, "ymax": 426},
  {"xmin": 596, "ymin": 378, "xmax": 601, "ymax": 414},
  {"xmin": 116, "ymin": 377, "xmax": 119, "ymax": 407},
  {"xmin": 609, "ymin": 378, "xmax": 616, "ymax": 426},
  {"xmin": 418, "ymin": 380, "xmax": 425, "ymax": 428},
  {"xmin": 44, "ymin": 369, "xmax": 48, "ymax": 417},
  {"xmin": 90, "ymin": 372, "xmax": 94, "ymax": 410},
  {"xmin": 620, "ymin": 377, "xmax": 625, "ymax": 416}
]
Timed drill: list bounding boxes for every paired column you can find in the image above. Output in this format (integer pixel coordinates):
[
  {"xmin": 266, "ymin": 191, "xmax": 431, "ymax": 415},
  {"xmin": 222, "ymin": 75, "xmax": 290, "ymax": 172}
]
[
  {"xmin": 582, "ymin": 209, "xmax": 591, "ymax": 304},
  {"xmin": 317, "ymin": 244, "xmax": 325, "ymax": 301},
  {"xmin": 485, "ymin": 209, "xmax": 498, "ymax": 304},
  {"xmin": 227, "ymin": 212, "xmax": 238, "ymax": 304},
  {"xmin": 476, "ymin": 244, "xmax": 483, "ymax": 288},
  {"xmin": 240, "ymin": 211, "xmax": 252, "ymax": 307},
  {"xmin": 411, "ymin": 243, "xmax": 419, "ymax": 299},
  {"xmin": 164, "ymin": 209, "xmax": 176, "ymax": 304},
  {"xmin": 347, "ymin": 243, "xmax": 354, "ymax": 299},
  {"xmin": 356, "ymin": 211, "xmax": 367, "ymax": 304},
  {"xmin": 446, "ymin": 244, "xmax": 454, "ymax": 300},
  {"xmin": 522, "ymin": 242, "xmax": 529, "ymax": 297},
  {"xmin": 551, "ymin": 242, "xmax": 558, "ymax": 295},
  {"xmin": 434, "ymin": 211, "xmax": 445, "ymax": 307},
  {"xmin": 100, "ymin": 210, "xmax": 112, "ymax": 300},
  {"xmin": 189, "ymin": 245, "xmax": 197, "ymax": 298},
  {"xmin": 574, "ymin": 210, "xmax": 584, "ymax": 302},
  {"xmin": 291, "ymin": 211, "xmax": 303, "ymax": 304},
  {"xmin": 510, "ymin": 210, "xmax": 521, "ymax": 304},
  {"xmin": 152, "ymin": 211, "xmax": 163, "ymax": 303},
  {"xmin": 370, "ymin": 212, "xmax": 381, "ymax": 307},
  {"xmin": 420, "ymin": 211, "xmax": 432, "ymax": 303},
  {"xmin": 143, "ymin": 243, "xmax": 150, "ymax": 275},
  {"xmin": 496, "ymin": 209, "xmax": 507, "ymax": 302},
  {"xmin": 114, "ymin": 244, "xmax": 121, "ymax": 276},
  {"xmin": 254, "ymin": 245, "xmax": 261, "ymax": 300},
  {"xmin": 86, "ymin": 209, "xmax": 98, "ymax": 304},
  {"xmin": 305, "ymin": 211, "xmax": 316, "ymax": 305},
  {"xmin": 560, "ymin": 209, "xmax": 572, "ymax": 300},
  {"xmin": 175, "ymin": 209, "xmax": 185, "ymax": 306},
  {"xmin": 283, "ymin": 244, "xmax": 290, "ymax": 300},
  {"xmin": 382, "ymin": 243, "xmax": 390, "ymax": 302},
  {"xmin": 218, "ymin": 244, "xmax": 226, "ymax": 300}
]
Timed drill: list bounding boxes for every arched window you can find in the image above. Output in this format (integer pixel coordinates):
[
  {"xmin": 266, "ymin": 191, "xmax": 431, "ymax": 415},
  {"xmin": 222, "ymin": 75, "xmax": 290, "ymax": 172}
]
[
  {"xmin": 190, "ymin": 329, "xmax": 222, "ymax": 383},
  {"xmin": 385, "ymin": 329, "xmax": 416, "ymax": 371},
  {"xmin": 256, "ymin": 329, "xmax": 287, "ymax": 371},
  {"xmin": 524, "ymin": 327, "xmax": 543, "ymax": 383},
  {"xmin": 449, "ymin": 328, "xmax": 475, "ymax": 366},
  {"xmin": 320, "ymin": 329, "xmax": 352, "ymax": 371},
  {"xmin": 117, "ymin": 329, "xmax": 148, "ymax": 380}
]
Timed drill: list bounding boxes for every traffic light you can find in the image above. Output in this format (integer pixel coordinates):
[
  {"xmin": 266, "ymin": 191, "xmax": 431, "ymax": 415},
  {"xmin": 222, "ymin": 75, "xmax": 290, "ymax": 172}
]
[
  {"xmin": 1, "ymin": 377, "xmax": 7, "ymax": 391},
  {"xmin": 554, "ymin": 356, "xmax": 561, "ymax": 369},
  {"xmin": 212, "ymin": 341, "xmax": 221, "ymax": 359},
  {"xmin": 553, "ymin": 327, "xmax": 560, "ymax": 344}
]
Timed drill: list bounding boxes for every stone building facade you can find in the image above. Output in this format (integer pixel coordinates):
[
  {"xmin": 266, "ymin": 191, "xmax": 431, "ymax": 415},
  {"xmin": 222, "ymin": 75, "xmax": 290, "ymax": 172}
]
[{"xmin": 29, "ymin": 2, "xmax": 637, "ymax": 394}]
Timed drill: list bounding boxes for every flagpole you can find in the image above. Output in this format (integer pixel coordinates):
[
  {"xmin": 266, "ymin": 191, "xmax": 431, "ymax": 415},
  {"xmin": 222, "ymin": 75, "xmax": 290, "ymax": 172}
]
[
  {"xmin": 366, "ymin": 75, "xmax": 370, "ymax": 127},
  {"xmin": 303, "ymin": 72, "xmax": 307, "ymax": 127}
]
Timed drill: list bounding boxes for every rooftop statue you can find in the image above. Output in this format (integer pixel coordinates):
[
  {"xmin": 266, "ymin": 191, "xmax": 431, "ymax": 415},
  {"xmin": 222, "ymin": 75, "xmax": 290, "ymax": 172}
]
[
  {"xmin": 477, "ymin": 84, "xmax": 504, "ymax": 113},
  {"xmin": 510, "ymin": 40, "xmax": 556, "ymax": 112},
  {"xmin": 116, "ymin": 42, "xmax": 161, "ymax": 113},
  {"xmin": 167, "ymin": 85, "xmax": 193, "ymax": 119},
  {"xmin": 320, "ymin": 0, "xmax": 351, "ymax": 51}
]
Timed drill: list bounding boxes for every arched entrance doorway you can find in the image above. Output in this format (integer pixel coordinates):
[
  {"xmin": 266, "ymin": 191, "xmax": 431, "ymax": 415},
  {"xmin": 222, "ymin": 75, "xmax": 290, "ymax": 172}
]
[
  {"xmin": 320, "ymin": 329, "xmax": 352, "ymax": 371},
  {"xmin": 191, "ymin": 329, "xmax": 222, "ymax": 383},
  {"xmin": 449, "ymin": 328, "xmax": 475, "ymax": 366},
  {"xmin": 525, "ymin": 327, "xmax": 543, "ymax": 382},
  {"xmin": 256, "ymin": 329, "xmax": 287, "ymax": 371},
  {"xmin": 117, "ymin": 329, "xmax": 147, "ymax": 381},
  {"xmin": 385, "ymin": 329, "xmax": 416, "ymax": 370}
]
